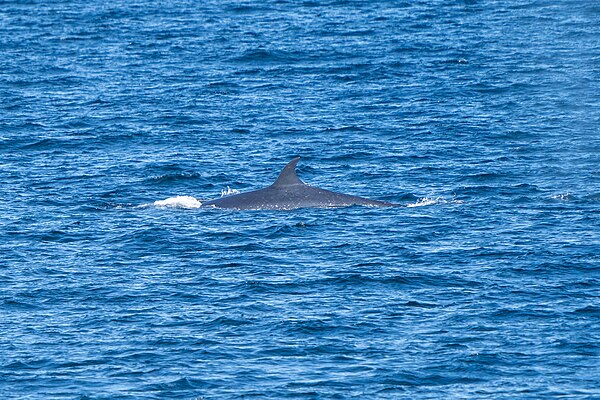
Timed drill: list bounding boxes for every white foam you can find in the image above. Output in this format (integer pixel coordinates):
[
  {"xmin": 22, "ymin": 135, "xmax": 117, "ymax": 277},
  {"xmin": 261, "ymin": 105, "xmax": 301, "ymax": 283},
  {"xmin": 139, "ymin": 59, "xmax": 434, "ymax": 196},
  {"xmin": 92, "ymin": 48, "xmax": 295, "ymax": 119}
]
[
  {"xmin": 221, "ymin": 186, "xmax": 240, "ymax": 197},
  {"xmin": 406, "ymin": 196, "xmax": 464, "ymax": 208},
  {"xmin": 551, "ymin": 193, "xmax": 572, "ymax": 201},
  {"xmin": 153, "ymin": 196, "xmax": 202, "ymax": 209},
  {"xmin": 407, "ymin": 197, "xmax": 439, "ymax": 207}
]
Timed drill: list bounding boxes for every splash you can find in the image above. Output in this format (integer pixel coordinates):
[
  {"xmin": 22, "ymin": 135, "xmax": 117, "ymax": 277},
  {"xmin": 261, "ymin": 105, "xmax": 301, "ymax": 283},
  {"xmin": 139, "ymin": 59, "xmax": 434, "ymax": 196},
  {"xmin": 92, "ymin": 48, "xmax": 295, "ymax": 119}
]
[
  {"xmin": 221, "ymin": 186, "xmax": 240, "ymax": 197},
  {"xmin": 407, "ymin": 197, "xmax": 440, "ymax": 207},
  {"xmin": 406, "ymin": 196, "xmax": 464, "ymax": 207},
  {"xmin": 551, "ymin": 193, "xmax": 573, "ymax": 201},
  {"xmin": 153, "ymin": 196, "xmax": 202, "ymax": 209}
]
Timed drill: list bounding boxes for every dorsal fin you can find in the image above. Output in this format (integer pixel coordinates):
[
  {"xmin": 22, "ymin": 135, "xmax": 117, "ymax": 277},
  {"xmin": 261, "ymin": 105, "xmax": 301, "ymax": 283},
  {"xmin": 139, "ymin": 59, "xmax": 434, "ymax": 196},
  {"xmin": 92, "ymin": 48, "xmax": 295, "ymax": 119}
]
[{"xmin": 271, "ymin": 157, "xmax": 304, "ymax": 187}]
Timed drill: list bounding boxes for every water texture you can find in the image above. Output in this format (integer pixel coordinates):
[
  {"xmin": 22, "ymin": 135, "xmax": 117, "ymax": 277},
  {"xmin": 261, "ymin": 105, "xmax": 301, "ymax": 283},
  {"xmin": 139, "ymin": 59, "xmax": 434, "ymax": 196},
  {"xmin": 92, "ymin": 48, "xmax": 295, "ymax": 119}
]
[{"xmin": 1, "ymin": 0, "xmax": 599, "ymax": 398}]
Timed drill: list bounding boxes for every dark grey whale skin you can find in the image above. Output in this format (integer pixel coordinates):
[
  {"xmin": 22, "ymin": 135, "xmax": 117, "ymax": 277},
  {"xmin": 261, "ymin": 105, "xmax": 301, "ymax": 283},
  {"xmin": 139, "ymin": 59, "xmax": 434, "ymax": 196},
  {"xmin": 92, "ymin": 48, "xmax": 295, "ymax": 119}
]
[{"xmin": 201, "ymin": 157, "xmax": 398, "ymax": 210}]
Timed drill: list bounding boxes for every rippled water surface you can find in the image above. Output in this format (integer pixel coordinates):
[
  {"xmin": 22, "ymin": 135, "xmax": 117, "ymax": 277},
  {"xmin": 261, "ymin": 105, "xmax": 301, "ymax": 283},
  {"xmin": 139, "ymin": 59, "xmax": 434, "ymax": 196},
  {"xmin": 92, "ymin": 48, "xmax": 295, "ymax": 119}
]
[{"xmin": 1, "ymin": 0, "xmax": 600, "ymax": 398}]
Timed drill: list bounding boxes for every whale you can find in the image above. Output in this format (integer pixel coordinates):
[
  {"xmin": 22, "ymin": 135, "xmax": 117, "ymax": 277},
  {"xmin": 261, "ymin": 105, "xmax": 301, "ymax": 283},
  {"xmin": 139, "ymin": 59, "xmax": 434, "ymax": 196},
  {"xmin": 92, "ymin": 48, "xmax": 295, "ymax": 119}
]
[{"xmin": 200, "ymin": 157, "xmax": 398, "ymax": 210}]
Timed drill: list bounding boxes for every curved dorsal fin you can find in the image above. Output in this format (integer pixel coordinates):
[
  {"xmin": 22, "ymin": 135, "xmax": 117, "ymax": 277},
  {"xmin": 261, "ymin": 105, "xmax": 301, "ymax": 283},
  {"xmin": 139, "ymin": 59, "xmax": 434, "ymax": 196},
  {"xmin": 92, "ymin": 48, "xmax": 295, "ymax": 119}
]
[{"xmin": 271, "ymin": 157, "xmax": 304, "ymax": 187}]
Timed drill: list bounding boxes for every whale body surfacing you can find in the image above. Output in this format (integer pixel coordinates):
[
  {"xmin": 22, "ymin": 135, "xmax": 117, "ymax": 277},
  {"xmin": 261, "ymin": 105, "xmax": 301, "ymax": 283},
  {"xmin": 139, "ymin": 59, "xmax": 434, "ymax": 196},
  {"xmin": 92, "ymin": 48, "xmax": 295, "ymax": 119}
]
[{"xmin": 201, "ymin": 157, "xmax": 398, "ymax": 210}]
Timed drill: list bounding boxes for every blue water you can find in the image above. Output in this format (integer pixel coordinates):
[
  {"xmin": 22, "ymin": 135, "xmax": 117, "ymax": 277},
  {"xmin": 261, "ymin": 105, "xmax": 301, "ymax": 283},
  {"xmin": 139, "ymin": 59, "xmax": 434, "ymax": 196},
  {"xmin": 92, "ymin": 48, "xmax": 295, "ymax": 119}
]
[{"xmin": 2, "ymin": 0, "xmax": 600, "ymax": 398}]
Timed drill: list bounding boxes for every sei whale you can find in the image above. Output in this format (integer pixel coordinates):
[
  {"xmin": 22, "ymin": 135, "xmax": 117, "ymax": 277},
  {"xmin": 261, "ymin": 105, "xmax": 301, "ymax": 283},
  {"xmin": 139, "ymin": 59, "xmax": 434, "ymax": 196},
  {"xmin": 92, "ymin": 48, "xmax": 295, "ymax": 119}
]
[{"xmin": 201, "ymin": 157, "xmax": 398, "ymax": 210}]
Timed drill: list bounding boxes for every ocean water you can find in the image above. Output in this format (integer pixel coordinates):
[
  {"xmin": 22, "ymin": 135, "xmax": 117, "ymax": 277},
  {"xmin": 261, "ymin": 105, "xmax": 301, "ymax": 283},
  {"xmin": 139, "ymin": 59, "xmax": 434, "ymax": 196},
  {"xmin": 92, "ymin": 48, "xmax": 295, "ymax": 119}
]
[{"xmin": 1, "ymin": 0, "xmax": 600, "ymax": 398}]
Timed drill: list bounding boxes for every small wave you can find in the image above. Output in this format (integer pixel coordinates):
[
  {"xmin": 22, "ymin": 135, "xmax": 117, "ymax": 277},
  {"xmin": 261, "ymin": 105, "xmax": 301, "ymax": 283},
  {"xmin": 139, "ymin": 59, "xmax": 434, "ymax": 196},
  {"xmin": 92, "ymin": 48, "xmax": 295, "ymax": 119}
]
[
  {"xmin": 231, "ymin": 48, "xmax": 296, "ymax": 63},
  {"xmin": 220, "ymin": 186, "xmax": 240, "ymax": 197},
  {"xmin": 147, "ymin": 172, "xmax": 201, "ymax": 184},
  {"xmin": 585, "ymin": 193, "xmax": 600, "ymax": 202},
  {"xmin": 153, "ymin": 196, "xmax": 202, "ymax": 209},
  {"xmin": 551, "ymin": 192, "xmax": 573, "ymax": 201}
]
